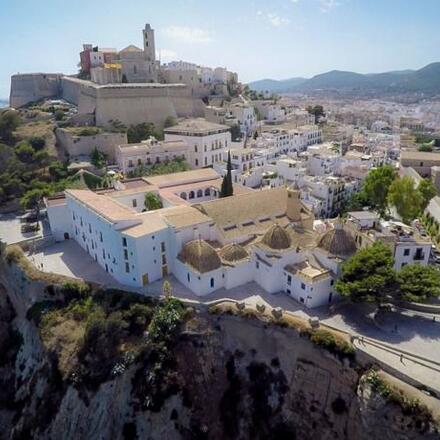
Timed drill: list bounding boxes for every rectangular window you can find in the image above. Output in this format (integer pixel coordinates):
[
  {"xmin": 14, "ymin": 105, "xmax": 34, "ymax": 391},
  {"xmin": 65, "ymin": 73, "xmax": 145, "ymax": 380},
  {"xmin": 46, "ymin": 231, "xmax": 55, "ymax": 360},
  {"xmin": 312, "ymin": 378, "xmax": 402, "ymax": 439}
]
[
  {"xmin": 125, "ymin": 262, "xmax": 130, "ymax": 273},
  {"xmin": 287, "ymin": 275, "xmax": 292, "ymax": 286},
  {"xmin": 122, "ymin": 237, "xmax": 127, "ymax": 247},
  {"xmin": 162, "ymin": 254, "xmax": 167, "ymax": 265},
  {"xmin": 403, "ymin": 248, "xmax": 410, "ymax": 256},
  {"xmin": 124, "ymin": 249, "xmax": 128, "ymax": 260},
  {"xmin": 301, "ymin": 283, "xmax": 306, "ymax": 290},
  {"xmin": 161, "ymin": 242, "xmax": 166, "ymax": 253},
  {"xmin": 100, "ymin": 232, "xmax": 103, "ymax": 242},
  {"xmin": 132, "ymin": 199, "xmax": 137, "ymax": 208}
]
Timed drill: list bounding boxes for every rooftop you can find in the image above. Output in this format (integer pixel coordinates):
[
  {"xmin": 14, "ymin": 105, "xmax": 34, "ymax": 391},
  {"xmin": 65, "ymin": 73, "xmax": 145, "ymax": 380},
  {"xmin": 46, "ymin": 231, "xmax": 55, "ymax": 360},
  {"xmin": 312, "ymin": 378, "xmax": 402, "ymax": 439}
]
[
  {"xmin": 66, "ymin": 189, "xmax": 138, "ymax": 224},
  {"xmin": 163, "ymin": 118, "xmax": 230, "ymax": 134},
  {"xmin": 144, "ymin": 168, "xmax": 220, "ymax": 188}
]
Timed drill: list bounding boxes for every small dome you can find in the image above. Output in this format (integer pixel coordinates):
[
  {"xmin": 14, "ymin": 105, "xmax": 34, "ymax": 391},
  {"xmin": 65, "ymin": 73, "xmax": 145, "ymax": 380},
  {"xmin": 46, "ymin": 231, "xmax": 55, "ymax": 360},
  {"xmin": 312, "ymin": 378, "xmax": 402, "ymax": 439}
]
[
  {"xmin": 179, "ymin": 240, "xmax": 221, "ymax": 273},
  {"xmin": 219, "ymin": 243, "xmax": 249, "ymax": 262},
  {"xmin": 318, "ymin": 224, "xmax": 356, "ymax": 258},
  {"xmin": 261, "ymin": 224, "xmax": 291, "ymax": 250}
]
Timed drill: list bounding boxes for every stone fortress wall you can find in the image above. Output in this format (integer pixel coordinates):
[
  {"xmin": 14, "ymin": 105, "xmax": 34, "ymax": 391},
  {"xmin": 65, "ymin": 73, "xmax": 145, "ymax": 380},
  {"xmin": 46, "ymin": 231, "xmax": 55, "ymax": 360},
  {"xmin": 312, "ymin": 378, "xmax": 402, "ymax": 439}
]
[
  {"xmin": 10, "ymin": 73, "xmax": 205, "ymax": 128},
  {"xmin": 55, "ymin": 127, "xmax": 127, "ymax": 161},
  {"xmin": 10, "ymin": 73, "xmax": 62, "ymax": 108}
]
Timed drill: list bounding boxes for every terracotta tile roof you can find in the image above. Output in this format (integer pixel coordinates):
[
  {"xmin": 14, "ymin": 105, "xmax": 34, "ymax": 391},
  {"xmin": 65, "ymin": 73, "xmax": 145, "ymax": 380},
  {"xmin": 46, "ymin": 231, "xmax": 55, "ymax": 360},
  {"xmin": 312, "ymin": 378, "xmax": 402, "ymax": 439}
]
[{"xmin": 66, "ymin": 189, "xmax": 138, "ymax": 224}]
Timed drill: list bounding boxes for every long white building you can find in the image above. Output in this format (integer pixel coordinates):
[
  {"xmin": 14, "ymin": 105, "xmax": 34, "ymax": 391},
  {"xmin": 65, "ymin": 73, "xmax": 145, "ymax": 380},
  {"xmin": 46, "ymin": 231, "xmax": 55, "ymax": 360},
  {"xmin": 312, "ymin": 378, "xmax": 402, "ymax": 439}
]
[{"xmin": 46, "ymin": 175, "xmax": 367, "ymax": 307}]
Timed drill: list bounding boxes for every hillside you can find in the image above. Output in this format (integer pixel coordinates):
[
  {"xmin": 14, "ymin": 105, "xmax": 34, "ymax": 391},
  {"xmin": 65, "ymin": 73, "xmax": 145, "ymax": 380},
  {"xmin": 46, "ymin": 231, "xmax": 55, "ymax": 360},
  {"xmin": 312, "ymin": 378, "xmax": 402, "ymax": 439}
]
[
  {"xmin": 247, "ymin": 77, "xmax": 307, "ymax": 93},
  {"xmin": 0, "ymin": 249, "xmax": 439, "ymax": 440},
  {"xmin": 248, "ymin": 63, "xmax": 440, "ymax": 96}
]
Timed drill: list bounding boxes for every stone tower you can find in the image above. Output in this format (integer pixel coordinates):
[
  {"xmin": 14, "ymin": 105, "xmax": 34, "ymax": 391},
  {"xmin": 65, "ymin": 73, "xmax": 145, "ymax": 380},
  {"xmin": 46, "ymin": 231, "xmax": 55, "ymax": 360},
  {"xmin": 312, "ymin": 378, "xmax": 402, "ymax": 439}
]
[{"xmin": 143, "ymin": 24, "xmax": 156, "ymax": 63}]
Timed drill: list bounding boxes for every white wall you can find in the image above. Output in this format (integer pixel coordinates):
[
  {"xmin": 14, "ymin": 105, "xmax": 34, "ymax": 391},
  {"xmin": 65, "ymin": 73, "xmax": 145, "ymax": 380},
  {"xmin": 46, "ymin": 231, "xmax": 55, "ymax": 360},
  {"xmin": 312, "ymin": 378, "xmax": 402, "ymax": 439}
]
[{"xmin": 46, "ymin": 202, "xmax": 73, "ymax": 241}]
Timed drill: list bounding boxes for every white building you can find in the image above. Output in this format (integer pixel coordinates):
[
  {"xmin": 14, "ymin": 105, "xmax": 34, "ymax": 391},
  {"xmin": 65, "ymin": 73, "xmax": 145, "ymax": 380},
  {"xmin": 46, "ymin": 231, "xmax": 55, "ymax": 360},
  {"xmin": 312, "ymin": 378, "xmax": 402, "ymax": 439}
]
[
  {"xmin": 46, "ymin": 185, "xmax": 364, "ymax": 308},
  {"xmin": 346, "ymin": 211, "xmax": 432, "ymax": 270},
  {"xmin": 164, "ymin": 118, "xmax": 231, "ymax": 169},
  {"xmin": 116, "ymin": 137, "xmax": 189, "ymax": 174}
]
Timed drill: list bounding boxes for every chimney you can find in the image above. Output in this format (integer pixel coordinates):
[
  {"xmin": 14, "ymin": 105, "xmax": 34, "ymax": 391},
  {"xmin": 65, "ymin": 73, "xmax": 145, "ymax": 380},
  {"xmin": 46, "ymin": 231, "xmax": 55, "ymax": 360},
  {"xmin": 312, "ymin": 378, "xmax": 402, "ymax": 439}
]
[{"xmin": 286, "ymin": 188, "xmax": 301, "ymax": 221}]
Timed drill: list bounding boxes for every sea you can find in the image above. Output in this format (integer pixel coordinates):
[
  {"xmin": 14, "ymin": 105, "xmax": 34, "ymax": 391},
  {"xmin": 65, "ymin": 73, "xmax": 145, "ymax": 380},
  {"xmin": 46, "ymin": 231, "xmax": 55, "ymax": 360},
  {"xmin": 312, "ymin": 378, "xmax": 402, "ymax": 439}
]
[{"xmin": 0, "ymin": 98, "xmax": 9, "ymax": 108}]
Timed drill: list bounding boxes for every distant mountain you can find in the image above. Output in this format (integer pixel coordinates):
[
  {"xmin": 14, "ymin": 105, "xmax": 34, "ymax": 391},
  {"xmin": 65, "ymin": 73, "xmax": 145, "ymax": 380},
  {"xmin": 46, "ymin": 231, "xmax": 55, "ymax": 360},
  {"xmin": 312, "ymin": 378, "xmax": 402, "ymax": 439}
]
[
  {"xmin": 248, "ymin": 63, "xmax": 440, "ymax": 96},
  {"xmin": 247, "ymin": 77, "xmax": 307, "ymax": 93}
]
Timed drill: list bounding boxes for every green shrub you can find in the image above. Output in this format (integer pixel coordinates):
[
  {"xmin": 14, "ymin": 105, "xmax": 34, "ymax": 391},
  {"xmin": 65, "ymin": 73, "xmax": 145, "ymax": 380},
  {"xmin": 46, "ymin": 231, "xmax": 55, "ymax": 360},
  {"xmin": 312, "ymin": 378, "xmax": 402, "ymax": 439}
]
[
  {"xmin": 60, "ymin": 281, "xmax": 90, "ymax": 303},
  {"xmin": 148, "ymin": 297, "xmax": 185, "ymax": 343},
  {"xmin": 305, "ymin": 328, "xmax": 355, "ymax": 359},
  {"xmin": 364, "ymin": 369, "xmax": 433, "ymax": 419},
  {"xmin": 29, "ymin": 136, "xmax": 46, "ymax": 151}
]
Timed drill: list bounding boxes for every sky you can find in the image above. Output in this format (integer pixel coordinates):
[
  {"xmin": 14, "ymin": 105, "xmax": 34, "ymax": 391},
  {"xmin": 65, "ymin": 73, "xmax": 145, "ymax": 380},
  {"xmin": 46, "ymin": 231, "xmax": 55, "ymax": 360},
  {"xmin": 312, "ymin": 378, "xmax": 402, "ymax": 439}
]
[{"xmin": 1, "ymin": 0, "xmax": 440, "ymax": 99}]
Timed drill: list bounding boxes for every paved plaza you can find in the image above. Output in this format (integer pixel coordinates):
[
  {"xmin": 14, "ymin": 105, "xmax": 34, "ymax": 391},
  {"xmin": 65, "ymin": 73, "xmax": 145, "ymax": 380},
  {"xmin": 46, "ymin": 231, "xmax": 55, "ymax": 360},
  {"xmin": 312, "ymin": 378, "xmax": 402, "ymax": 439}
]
[{"xmin": 0, "ymin": 213, "xmax": 50, "ymax": 245}]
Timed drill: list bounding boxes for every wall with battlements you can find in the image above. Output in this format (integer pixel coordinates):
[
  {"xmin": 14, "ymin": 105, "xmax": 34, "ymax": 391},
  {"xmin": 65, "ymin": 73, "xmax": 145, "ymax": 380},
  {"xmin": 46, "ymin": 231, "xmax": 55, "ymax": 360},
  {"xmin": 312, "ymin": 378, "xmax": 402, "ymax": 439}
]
[
  {"xmin": 10, "ymin": 74, "xmax": 206, "ymax": 128},
  {"xmin": 63, "ymin": 78, "xmax": 205, "ymax": 128},
  {"xmin": 10, "ymin": 73, "xmax": 62, "ymax": 108}
]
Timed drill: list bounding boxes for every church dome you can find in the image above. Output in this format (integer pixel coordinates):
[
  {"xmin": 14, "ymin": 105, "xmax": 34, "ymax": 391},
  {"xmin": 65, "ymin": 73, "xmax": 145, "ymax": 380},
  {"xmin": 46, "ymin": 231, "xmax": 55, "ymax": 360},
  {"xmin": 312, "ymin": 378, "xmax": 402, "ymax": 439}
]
[
  {"xmin": 261, "ymin": 224, "xmax": 291, "ymax": 250},
  {"xmin": 179, "ymin": 240, "xmax": 221, "ymax": 273},
  {"xmin": 318, "ymin": 221, "xmax": 357, "ymax": 258},
  {"xmin": 218, "ymin": 243, "xmax": 249, "ymax": 262}
]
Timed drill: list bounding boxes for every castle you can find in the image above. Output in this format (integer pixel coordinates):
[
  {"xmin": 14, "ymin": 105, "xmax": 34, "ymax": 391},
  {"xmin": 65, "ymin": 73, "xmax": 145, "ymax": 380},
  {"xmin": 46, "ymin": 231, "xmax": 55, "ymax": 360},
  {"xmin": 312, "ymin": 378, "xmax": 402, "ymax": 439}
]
[{"xmin": 9, "ymin": 23, "xmax": 238, "ymax": 127}]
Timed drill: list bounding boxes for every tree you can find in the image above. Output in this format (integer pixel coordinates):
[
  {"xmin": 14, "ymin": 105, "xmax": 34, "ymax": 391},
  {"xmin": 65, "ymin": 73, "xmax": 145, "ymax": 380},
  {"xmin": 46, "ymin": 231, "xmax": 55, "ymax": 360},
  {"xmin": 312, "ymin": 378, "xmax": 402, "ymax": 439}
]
[
  {"xmin": 162, "ymin": 280, "xmax": 172, "ymax": 298},
  {"xmin": 335, "ymin": 242, "xmax": 395, "ymax": 303},
  {"xmin": 29, "ymin": 136, "xmax": 46, "ymax": 151},
  {"xmin": 363, "ymin": 165, "xmax": 396, "ymax": 214},
  {"xmin": 418, "ymin": 143, "xmax": 433, "ymax": 152},
  {"xmin": 418, "ymin": 178, "xmax": 437, "ymax": 211},
  {"xmin": 396, "ymin": 264, "xmax": 440, "ymax": 303},
  {"xmin": 229, "ymin": 124, "xmax": 242, "ymax": 142},
  {"xmin": 54, "ymin": 110, "xmax": 65, "ymax": 121},
  {"xmin": 387, "ymin": 176, "xmax": 422, "ymax": 223},
  {"xmin": 163, "ymin": 116, "xmax": 177, "ymax": 128},
  {"xmin": 15, "ymin": 141, "xmax": 35, "ymax": 163},
  {"xmin": 220, "ymin": 150, "xmax": 233, "ymax": 198},
  {"xmin": 90, "ymin": 147, "xmax": 106, "ymax": 169},
  {"xmin": 20, "ymin": 187, "xmax": 51, "ymax": 214},
  {"xmin": 306, "ymin": 105, "xmax": 325, "ymax": 124},
  {"xmin": 345, "ymin": 190, "xmax": 370, "ymax": 212},
  {"xmin": 127, "ymin": 123, "xmax": 162, "ymax": 143},
  {"xmin": 0, "ymin": 110, "xmax": 21, "ymax": 143},
  {"xmin": 48, "ymin": 161, "xmax": 68, "ymax": 181},
  {"xmin": 144, "ymin": 192, "xmax": 163, "ymax": 210}
]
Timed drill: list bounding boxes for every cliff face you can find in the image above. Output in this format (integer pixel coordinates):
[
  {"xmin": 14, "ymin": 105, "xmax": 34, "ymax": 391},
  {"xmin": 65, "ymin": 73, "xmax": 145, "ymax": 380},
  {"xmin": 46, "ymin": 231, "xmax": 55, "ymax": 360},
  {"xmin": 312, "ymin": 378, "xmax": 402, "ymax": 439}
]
[{"xmin": 0, "ymin": 258, "xmax": 438, "ymax": 440}]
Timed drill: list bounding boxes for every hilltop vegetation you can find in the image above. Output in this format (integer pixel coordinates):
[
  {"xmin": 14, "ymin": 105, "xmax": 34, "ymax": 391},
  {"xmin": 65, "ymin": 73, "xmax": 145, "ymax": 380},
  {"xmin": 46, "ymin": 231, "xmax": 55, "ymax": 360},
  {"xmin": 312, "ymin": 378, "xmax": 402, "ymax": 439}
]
[{"xmin": 0, "ymin": 108, "xmax": 106, "ymax": 210}]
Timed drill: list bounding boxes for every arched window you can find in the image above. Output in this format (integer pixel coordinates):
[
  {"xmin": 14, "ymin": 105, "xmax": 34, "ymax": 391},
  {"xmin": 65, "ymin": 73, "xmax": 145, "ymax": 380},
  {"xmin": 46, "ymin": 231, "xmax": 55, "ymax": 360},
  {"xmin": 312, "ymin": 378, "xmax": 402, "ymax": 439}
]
[
  {"xmin": 180, "ymin": 192, "xmax": 187, "ymax": 200},
  {"xmin": 210, "ymin": 277, "xmax": 214, "ymax": 288},
  {"xmin": 197, "ymin": 189, "xmax": 203, "ymax": 198},
  {"xmin": 189, "ymin": 191, "xmax": 195, "ymax": 199},
  {"xmin": 204, "ymin": 188, "xmax": 210, "ymax": 196}
]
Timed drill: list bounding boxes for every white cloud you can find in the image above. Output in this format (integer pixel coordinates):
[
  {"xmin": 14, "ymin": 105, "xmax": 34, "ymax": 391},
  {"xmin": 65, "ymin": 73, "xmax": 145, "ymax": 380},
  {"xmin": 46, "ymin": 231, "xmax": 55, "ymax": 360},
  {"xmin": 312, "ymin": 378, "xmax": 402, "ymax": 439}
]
[
  {"xmin": 162, "ymin": 26, "xmax": 214, "ymax": 43},
  {"xmin": 267, "ymin": 13, "xmax": 290, "ymax": 27},
  {"xmin": 319, "ymin": 0, "xmax": 341, "ymax": 12},
  {"xmin": 156, "ymin": 49, "xmax": 177, "ymax": 60},
  {"xmin": 257, "ymin": 11, "xmax": 290, "ymax": 27}
]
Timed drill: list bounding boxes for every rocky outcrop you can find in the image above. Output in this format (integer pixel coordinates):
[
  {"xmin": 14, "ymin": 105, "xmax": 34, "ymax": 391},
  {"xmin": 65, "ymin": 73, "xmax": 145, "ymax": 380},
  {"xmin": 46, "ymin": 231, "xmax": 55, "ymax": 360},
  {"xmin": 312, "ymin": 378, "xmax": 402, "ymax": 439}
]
[{"xmin": 0, "ymin": 257, "xmax": 438, "ymax": 440}]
